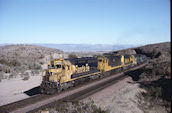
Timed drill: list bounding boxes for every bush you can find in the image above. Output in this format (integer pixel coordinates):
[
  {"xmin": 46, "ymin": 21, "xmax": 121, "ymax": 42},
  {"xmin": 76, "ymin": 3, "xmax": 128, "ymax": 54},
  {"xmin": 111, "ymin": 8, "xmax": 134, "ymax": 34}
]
[
  {"xmin": 0, "ymin": 73, "xmax": 3, "ymax": 82},
  {"xmin": 0, "ymin": 59, "xmax": 8, "ymax": 65},
  {"xmin": 142, "ymin": 86, "xmax": 162, "ymax": 99},
  {"xmin": 35, "ymin": 64, "xmax": 42, "ymax": 70},
  {"xmin": 9, "ymin": 74, "xmax": 14, "ymax": 79},
  {"xmin": 10, "ymin": 60, "xmax": 21, "ymax": 66},
  {"xmin": 22, "ymin": 75, "xmax": 30, "ymax": 80},
  {"xmin": 68, "ymin": 54, "xmax": 78, "ymax": 58}
]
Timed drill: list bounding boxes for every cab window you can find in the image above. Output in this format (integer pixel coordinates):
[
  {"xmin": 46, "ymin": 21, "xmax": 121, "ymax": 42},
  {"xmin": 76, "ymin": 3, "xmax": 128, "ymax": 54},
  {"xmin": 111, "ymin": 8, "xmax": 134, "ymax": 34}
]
[
  {"xmin": 56, "ymin": 64, "xmax": 61, "ymax": 68},
  {"xmin": 98, "ymin": 59, "xmax": 102, "ymax": 62},
  {"xmin": 62, "ymin": 66, "xmax": 65, "ymax": 70},
  {"xmin": 51, "ymin": 64, "xmax": 55, "ymax": 69}
]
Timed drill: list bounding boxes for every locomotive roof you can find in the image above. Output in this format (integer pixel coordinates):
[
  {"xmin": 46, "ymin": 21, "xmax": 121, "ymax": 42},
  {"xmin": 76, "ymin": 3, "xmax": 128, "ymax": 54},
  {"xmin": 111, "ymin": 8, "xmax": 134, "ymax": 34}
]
[
  {"xmin": 102, "ymin": 54, "xmax": 132, "ymax": 60},
  {"xmin": 65, "ymin": 57, "xmax": 98, "ymax": 67},
  {"xmin": 123, "ymin": 54, "xmax": 131, "ymax": 58},
  {"xmin": 104, "ymin": 55, "xmax": 122, "ymax": 59},
  {"xmin": 65, "ymin": 57, "xmax": 97, "ymax": 61}
]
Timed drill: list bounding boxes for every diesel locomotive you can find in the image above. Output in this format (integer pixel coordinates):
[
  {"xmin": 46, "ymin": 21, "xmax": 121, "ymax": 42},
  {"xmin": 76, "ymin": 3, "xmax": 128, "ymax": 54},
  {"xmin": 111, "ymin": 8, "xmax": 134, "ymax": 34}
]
[{"xmin": 40, "ymin": 54, "xmax": 146, "ymax": 94}]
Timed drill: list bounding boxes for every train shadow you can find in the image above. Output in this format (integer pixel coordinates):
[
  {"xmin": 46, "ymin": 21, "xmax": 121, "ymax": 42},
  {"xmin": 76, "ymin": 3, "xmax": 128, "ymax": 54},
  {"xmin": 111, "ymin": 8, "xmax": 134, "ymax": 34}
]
[
  {"xmin": 24, "ymin": 86, "xmax": 41, "ymax": 96},
  {"xmin": 125, "ymin": 68, "xmax": 144, "ymax": 81}
]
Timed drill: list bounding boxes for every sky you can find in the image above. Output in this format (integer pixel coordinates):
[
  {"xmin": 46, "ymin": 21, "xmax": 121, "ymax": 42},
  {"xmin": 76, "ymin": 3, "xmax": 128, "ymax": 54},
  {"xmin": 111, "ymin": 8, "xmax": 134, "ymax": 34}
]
[{"xmin": 0, "ymin": 0, "xmax": 170, "ymax": 45}]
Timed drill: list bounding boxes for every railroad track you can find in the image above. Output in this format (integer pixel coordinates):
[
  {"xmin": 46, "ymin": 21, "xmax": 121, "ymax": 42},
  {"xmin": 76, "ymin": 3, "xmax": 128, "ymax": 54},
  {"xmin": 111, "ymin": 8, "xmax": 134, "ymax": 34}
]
[{"xmin": 0, "ymin": 63, "xmax": 147, "ymax": 113}]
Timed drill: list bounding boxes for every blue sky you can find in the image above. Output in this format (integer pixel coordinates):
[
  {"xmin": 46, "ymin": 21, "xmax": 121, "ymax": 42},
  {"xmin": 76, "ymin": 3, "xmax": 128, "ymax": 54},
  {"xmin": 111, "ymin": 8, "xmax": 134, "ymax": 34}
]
[{"xmin": 0, "ymin": 0, "xmax": 170, "ymax": 45}]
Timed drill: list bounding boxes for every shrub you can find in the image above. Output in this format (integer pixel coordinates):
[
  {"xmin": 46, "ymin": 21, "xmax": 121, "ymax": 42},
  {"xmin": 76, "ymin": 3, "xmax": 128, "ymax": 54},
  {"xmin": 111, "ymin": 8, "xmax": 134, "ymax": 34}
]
[
  {"xmin": 68, "ymin": 54, "xmax": 78, "ymax": 58},
  {"xmin": 23, "ymin": 76, "xmax": 30, "ymax": 81},
  {"xmin": 9, "ymin": 74, "xmax": 14, "ymax": 79},
  {"xmin": 0, "ymin": 73, "xmax": 3, "ymax": 82},
  {"xmin": 142, "ymin": 86, "xmax": 162, "ymax": 99},
  {"xmin": 0, "ymin": 59, "xmax": 8, "ymax": 65},
  {"xmin": 10, "ymin": 60, "xmax": 21, "ymax": 66},
  {"xmin": 35, "ymin": 64, "xmax": 42, "ymax": 70}
]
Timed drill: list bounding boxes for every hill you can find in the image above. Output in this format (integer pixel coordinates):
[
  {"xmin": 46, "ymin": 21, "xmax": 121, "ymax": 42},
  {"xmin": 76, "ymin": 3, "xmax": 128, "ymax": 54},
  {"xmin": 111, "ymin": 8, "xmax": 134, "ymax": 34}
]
[
  {"xmin": 35, "ymin": 43, "xmax": 139, "ymax": 52},
  {"xmin": 124, "ymin": 42, "xmax": 171, "ymax": 112},
  {"xmin": 0, "ymin": 45, "xmax": 65, "ymax": 80}
]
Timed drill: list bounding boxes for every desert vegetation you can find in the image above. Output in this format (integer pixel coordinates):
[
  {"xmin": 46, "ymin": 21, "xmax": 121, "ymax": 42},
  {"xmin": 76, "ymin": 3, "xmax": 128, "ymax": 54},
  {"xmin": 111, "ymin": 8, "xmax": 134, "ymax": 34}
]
[
  {"xmin": 68, "ymin": 53, "xmax": 78, "ymax": 58},
  {"xmin": 37, "ymin": 100, "xmax": 108, "ymax": 113},
  {"xmin": 133, "ymin": 42, "xmax": 171, "ymax": 112},
  {"xmin": 0, "ymin": 45, "xmax": 64, "ymax": 80}
]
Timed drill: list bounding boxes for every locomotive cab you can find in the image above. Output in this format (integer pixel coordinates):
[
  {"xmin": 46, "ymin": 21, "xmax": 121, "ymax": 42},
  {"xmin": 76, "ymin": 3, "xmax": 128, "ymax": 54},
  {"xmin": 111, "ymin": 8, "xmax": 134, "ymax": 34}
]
[
  {"xmin": 48, "ymin": 60, "xmax": 63, "ymax": 72},
  {"xmin": 43, "ymin": 59, "xmax": 76, "ymax": 84},
  {"xmin": 43, "ymin": 59, "xmax": 65, "ymax": 83}
]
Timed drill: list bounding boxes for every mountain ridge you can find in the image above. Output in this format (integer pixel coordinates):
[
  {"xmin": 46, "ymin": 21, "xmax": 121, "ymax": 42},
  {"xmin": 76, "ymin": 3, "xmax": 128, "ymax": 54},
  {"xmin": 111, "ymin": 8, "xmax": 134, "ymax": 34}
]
[{"xmin": 34, "ymin": 43, "xmax": 140, "ymax": 52}]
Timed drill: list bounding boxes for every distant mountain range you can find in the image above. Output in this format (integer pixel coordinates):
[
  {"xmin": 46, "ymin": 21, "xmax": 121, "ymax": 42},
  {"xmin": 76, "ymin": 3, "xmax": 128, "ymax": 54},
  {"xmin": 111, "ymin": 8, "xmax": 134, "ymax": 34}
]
[
  {"xmin": 34, "ymin": 44, "xmax": 140, "ymax": 52},
  {"xmin": 0, "ymin": 43, "xmax": 140, "ymax": 52}
]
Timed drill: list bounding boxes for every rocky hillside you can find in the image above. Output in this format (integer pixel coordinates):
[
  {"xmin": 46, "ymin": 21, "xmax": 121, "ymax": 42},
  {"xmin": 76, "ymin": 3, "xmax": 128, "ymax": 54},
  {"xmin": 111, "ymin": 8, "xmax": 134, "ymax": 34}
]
[
  {"xmin": 135, "ymin": 42, "xmax": 170, "ymax": 59},
  {"xmin": 133, "ymin": 42, "xmax": 171, "ymax": 81},
  {"xmin": 132, "ymin": 42, "xmax": 171, "ymax": 113},
  {"xmin": 0, "ymin": 45, "xmax": 66, "ymax": 80}
]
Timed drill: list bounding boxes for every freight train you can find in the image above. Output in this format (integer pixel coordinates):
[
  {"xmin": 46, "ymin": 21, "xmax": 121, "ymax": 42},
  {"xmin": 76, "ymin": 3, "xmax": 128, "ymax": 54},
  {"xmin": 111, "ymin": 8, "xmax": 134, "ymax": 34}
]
[{"xmin": 40, "ymin": 54, "xmax": 146, "ymax": 94}]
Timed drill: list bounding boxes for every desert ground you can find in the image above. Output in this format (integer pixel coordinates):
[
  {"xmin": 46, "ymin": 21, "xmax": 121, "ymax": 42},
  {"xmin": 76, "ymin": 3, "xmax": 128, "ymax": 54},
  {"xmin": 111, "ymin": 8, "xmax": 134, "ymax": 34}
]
[{"xmin": 0, "ymin": 75, "xmax": 42, "ymax": 106}]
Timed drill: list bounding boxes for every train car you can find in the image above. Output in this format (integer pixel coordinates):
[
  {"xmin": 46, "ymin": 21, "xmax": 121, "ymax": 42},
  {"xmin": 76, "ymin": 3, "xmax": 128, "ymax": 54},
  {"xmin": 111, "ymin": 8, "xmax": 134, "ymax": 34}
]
[
  {"xmin": 98, "ymin": 54, "xmax": 135, "ymax": 72},
  {"xmin": 98, "ymin": 55, "xmax": 124, "ymax": 72}
]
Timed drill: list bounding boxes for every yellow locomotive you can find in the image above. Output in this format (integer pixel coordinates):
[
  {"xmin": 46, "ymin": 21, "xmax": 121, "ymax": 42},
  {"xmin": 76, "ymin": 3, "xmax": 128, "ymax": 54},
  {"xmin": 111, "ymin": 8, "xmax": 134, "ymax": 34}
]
[{"xmin": 41, "ymin": 54, "xmax": 136, "ymax": 94}]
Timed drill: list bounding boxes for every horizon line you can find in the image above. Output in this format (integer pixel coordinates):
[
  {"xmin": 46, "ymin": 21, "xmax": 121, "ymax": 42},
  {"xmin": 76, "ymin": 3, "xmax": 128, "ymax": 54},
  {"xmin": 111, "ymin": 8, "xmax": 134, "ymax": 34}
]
[{"xmin": 0, "ymin": 41, "xmax": 170, "ymax": 46}]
